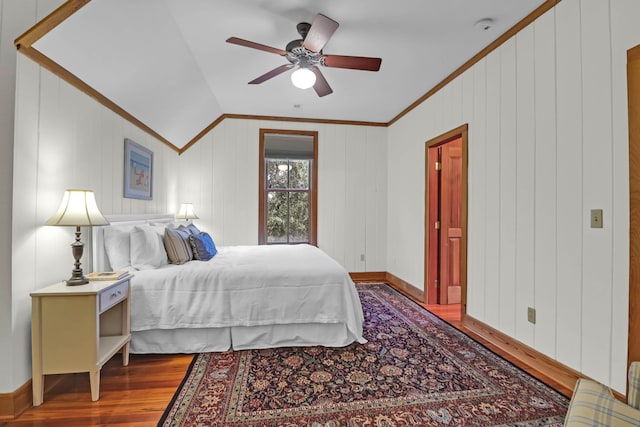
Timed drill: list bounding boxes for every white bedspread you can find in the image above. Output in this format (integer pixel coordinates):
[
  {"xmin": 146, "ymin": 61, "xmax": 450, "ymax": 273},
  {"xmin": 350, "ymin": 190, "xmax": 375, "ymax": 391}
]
[{"xmin": 129, "ymin": 244, "xmax": 365, "ymax": 344}]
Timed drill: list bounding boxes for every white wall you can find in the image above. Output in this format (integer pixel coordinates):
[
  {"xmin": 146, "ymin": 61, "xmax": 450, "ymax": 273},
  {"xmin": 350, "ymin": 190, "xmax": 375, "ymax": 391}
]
[
  {"xmin": 178, "ymin": 118, "xmax": 388, "ymax": 272},
  {"xmin": 6, "ymin": 40, "xmax": 180, "ymax": 393},
  {"xmin": 387, "ymin": 0, "xmax": 640, "ymax": 393},
  {"xmin": 0, "ymin": 0, "xmax": 64, "ymax": 394}
]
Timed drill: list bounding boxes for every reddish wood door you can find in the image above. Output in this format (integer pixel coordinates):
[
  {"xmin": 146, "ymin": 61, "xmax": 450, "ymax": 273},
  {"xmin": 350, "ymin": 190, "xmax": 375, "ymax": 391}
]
[
  {"xmin": 427, "ymin": 145, "xmax": 440, "ymax": 305},
  {"xmin": 426, "ymin": 137, "xmax": 462, "ymax": 305},
  {"xmin": 439, "ymin": 138, "xmax": 463, "ymax": 304}
]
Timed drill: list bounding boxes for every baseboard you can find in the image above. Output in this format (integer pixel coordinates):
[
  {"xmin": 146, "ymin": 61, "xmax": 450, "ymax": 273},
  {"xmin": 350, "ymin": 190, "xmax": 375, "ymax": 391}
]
[
  {"xmin": 349, "ymin": 271, "xmax": 387, "ymax": 282},
  {"xmin": 0, "ymin": 380, "xmax": 31, "ymax": 421},
  {"xmin": 384, "ymin": 272, "xmax": 425, "ymax": 303},
  {"xmin": 349, "ymin": 271, "xmax": 424, "ymax": 305},
  {"xmin": 0, "ymin": 375, "xmax": 65, "ymax": 421}
]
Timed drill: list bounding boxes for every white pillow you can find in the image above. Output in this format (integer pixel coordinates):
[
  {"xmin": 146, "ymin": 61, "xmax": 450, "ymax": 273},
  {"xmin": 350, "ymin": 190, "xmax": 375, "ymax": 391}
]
[
  {"xmin": 130, "ymin": 225, "xmax": 168, "ymax": 270},
  {"xmin": 103, "ymin": 225, "xmax": 132, "ymax": 271}
]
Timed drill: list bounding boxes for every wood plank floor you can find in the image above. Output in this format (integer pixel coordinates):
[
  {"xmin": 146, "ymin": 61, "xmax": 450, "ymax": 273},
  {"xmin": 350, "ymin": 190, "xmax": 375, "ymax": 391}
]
[
  {"xmin": 424, "ymin": 302, "xmax": 462, "ymax": 328},
  {"xmin": 1, "ymin": 354, "xmax": 194, "ymax": 427},
  {"xmin": 2, "ymin": 300, "xmax": 567, "ymax": 426}
]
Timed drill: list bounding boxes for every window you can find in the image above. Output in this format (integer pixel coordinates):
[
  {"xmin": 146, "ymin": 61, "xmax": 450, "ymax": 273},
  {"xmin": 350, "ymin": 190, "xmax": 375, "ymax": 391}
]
[
  {"xmin": 266, "ymin": 159, "xmax": 310, "ymax": 243},
  {"xmin": 259, "ymin": 130, "xmax": 317, "ymax": 245}
]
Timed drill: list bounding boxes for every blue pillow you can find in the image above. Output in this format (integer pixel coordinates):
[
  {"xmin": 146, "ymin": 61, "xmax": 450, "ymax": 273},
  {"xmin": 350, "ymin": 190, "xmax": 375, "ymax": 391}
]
[
  {"xmin": 178, "ymin": 223, "xmax": 200, "ymax": 235},
  {"xmin": 189, "ymin": 232, "xmax": 217, "ymax": 261}
]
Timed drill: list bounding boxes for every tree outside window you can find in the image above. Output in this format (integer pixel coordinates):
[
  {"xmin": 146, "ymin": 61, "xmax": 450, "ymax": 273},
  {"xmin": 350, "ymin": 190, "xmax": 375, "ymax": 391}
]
[{"xmin": 266, "ymin": 159, "xmax": 311, "ymax": 243}]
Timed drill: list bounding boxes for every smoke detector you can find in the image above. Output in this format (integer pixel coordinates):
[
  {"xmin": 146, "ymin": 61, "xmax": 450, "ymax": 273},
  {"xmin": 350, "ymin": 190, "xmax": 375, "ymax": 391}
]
[{"xmin": 474, "ymin": 18, "xmax": 494, "ymax": 31}]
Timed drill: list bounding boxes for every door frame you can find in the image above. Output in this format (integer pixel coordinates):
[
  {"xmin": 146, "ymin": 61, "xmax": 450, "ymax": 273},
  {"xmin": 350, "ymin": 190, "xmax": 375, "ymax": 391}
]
[
  {"xmin": 628, "ymin": 44, "xmax": 640, "ymax": 371},
  {"xmin": 424, "ymin": 124, "xmax": 468, "ymax": 316}
]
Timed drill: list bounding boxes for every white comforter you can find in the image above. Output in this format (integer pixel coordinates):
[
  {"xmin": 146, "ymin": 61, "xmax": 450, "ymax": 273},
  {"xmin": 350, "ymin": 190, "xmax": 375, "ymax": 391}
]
[{"xmin": 129, "ymin": 244, "xmax": 365, "ymax": 343}]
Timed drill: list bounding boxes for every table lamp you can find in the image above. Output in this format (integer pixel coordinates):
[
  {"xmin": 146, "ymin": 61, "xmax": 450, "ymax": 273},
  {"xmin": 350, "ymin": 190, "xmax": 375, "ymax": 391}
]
[
  {"xmin": 176, "ymin": 203, "xmax": 199, "ymax": 223},
  {"xmin": 45, "ymin": 190, "xmax": 109, "ymax": 285}
]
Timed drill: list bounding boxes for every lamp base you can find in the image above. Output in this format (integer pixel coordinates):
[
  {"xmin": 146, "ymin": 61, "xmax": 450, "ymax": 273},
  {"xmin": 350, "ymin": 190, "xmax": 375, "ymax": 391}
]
[
  {"xmin": 66, "ymin": 276, "xmax": 89, "ymax": 286},
  {"xmin": 66, "ymin": 226, "xmax": 89, "ymax": 286}
]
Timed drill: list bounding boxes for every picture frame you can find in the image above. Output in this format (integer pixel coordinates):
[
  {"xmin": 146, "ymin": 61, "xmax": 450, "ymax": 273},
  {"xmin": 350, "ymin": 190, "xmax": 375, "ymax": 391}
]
[{"xmin": 124, "ymin": 138, "xmax": 153, "ymax": 200}]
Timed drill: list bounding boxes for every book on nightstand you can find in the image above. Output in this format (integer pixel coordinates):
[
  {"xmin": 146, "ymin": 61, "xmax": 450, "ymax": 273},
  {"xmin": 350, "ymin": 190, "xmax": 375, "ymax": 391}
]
[{"xmin": 86, "ymin": 271, "xmax": 129, "ymax": 281}]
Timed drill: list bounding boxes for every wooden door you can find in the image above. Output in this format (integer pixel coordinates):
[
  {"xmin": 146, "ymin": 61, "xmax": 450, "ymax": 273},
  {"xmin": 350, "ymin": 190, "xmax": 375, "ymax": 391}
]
[
  {"xmin": 628, "ymin": 44, "xmax": 640, "ymax": 371},
  {"xmin": 426, "ymin": 137, "xmax": 463, "ymax": 305},
  {"xmin": 439, "ymin": 138, "xmax": 463, "ymax": 304},
  {"xmin": 427, "ymin": 145, "xmax": 441, "ymax": 304}
]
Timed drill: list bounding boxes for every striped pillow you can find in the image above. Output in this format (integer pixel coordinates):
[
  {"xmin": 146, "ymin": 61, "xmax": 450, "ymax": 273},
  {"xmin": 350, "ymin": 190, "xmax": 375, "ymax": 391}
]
[{"xmin": 163, "ymin": 228, "xmax": 193, "ymax": 264}]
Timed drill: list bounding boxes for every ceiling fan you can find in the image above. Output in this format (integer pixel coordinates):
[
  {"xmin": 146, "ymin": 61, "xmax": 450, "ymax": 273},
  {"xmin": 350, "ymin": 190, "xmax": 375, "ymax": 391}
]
[{"xmin": 226, "ymin": 13, "xmax": 382, "ymax": 97}]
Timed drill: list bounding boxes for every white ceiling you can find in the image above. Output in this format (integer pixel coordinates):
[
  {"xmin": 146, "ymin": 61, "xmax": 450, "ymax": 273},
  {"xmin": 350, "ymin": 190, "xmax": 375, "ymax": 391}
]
[{"xmin": 32, "ymin": 0, "xmax": 545, "ymax": 149}]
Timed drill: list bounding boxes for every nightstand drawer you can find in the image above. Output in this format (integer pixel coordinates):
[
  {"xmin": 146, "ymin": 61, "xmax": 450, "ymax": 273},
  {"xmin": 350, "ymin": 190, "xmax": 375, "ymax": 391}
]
[{"xmin": 99, "ymin": 281, "xmax": 128, "ymax": 313}]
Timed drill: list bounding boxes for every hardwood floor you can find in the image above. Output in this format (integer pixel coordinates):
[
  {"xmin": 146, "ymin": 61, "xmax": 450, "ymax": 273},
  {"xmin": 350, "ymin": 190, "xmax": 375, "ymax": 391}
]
[
  {"xmin": 2, "ymin": 299, "xmax": 568, "ymax": 426},
  {"xmin": 1, "ymin": 354, "xmax": 194, "ymax": 427},
  {"xmin": 424, "ymin": 302, "xmax": 462, "ymax": 328}
]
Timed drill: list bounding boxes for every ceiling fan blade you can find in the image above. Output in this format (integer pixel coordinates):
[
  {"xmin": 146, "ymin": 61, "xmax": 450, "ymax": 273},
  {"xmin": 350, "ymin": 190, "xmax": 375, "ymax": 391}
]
[
  {"xmin": 302, "ymin": 14, "xmax": 339, "ymax": 53},
  {"xmin": 323, "ymin": 55, "xmax": 382, "ymax": 71},
  {"xmin": 248, "ymin": 64, "xmax": 294, "ymax": 84},
  {"xmin": 226, "ymin": 37, "xmax": 287, "ymax": 56},
  {"xmin": 311, "ymin": 67, "xmax": 333, "ymax": 97}
]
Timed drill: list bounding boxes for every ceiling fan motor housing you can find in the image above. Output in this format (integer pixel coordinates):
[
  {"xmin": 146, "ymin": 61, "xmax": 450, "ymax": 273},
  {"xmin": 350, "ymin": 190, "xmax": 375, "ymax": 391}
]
[{"xmin": 285, "ymin": 39, "xmax": 324, "ymax": 67}]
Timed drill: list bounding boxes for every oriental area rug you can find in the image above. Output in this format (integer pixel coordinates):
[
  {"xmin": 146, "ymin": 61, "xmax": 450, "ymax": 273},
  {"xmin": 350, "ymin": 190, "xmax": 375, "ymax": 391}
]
[{"xmin": 158, "ymin": 284, "xmax": 568, "ymax": 426}]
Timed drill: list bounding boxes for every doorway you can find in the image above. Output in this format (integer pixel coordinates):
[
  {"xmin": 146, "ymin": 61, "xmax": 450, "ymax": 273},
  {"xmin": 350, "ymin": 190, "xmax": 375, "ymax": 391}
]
[
  {"xmin": 425, "ymin": 125, "xmax": 468, "ymax": 316},
  {"xmin": 628, "ymin": 44, "xmax": 640, "ymax": 370}
]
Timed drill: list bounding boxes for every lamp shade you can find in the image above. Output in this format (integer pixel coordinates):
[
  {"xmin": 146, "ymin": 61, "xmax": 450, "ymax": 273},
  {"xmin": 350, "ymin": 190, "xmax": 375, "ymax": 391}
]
[
  {"xmin": 290, "ymin": 67, "xmax": 316, "ymax": 89},
  {"xmin": 45, "ymin": 190, "xmax": 109, "ymax": 226},
  {"xmin": 176, "ymin": 203, "xmax": 199, "ymax": 220}
]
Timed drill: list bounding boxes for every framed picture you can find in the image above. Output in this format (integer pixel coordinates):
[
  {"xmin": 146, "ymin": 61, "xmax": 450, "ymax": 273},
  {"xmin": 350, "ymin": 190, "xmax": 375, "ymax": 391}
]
[{"xmin": 124, "ymin": 138, "xmax": 153, "ymax": 200}]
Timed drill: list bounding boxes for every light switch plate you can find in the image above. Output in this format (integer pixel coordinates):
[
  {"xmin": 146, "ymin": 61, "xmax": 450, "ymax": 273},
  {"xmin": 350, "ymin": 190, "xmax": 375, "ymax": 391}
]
[
  {"xmin": 591, "ymin": 209, "xmax": 603, "ymax": 228},
  {"xmin": 527, "ymin": 307, "xmax": 536, "ymax": 324}
]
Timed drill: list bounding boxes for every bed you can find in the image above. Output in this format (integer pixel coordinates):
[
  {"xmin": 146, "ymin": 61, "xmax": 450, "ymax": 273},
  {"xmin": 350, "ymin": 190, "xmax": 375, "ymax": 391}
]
[{"xmin": 91, "ymin": 214, "xmax": 365, "ymax": 353}]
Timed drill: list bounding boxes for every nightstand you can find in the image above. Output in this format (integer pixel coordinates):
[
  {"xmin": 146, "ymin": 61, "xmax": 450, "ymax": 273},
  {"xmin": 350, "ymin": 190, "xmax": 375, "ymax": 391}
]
[{"xmin": 30, "ymin": 275, "xmax": 132, "ymax": 405}]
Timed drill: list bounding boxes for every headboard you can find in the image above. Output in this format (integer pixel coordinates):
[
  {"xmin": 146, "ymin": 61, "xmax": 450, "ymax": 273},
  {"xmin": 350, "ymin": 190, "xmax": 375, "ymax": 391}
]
[{"xmin": 91, "ymin": 213, "xmax": 175, "ymax": 272}]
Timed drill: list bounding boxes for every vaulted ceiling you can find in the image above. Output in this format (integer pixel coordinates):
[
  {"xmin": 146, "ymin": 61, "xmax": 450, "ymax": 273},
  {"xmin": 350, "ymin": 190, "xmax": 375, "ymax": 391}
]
[{"xmin": 18, "ymin": 0, "xmax": 549, "ymax": 150}]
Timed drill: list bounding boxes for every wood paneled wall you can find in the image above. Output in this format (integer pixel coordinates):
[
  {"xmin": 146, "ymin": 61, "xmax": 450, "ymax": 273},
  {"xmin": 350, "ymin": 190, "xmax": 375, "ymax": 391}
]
[
  {"xmin": 177, "ymin": 119, "xmax": 388, "ymax": 272},
  {"xmin": 387, "ymin": 0, "xmax": 640, "ymax": 393},
  {"xmin": 0, "ymin": 0, "xmax": 67, "ymax": 395},
  {"xmin": 9, "ymin": 53, "xmax": 180, "ymax": 393}
]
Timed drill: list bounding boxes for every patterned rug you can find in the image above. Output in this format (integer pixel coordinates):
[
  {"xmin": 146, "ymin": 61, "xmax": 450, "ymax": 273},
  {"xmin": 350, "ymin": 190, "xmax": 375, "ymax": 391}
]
[{"xmin": 158, "ymin": 284, "xmax": 568, "ymax": 426}]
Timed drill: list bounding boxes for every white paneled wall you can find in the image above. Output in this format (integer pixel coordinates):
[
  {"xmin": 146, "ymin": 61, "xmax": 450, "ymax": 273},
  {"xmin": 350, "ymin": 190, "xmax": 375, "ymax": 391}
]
[
  {"xmin": 387, "ymin": 0, "xmax": 640, "ymax": 393},
  {"xmin": 0, "ymin": 0, "xmax": 66, "ymax": 394},
  {"xmin": 555, "ymin": 0, "xmax": 583, "ymax": 372},
  {"xmin": 10, "ymin": 55, "xmax": 180, "ymax": 391},
  {"xmin": 178, "ymin": 119, "xmax": 388, "ymax": 272}
]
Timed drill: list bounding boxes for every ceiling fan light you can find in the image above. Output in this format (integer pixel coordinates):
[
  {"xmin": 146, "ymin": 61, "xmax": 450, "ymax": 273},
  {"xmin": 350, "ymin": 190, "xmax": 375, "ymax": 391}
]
[{"xmin": 291, "ymin": 67, "xmax": 316, "ymax": 89}]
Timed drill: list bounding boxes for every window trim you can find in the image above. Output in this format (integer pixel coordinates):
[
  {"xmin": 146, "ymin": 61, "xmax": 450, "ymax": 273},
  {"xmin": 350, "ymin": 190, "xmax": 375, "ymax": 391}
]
[{"xmin": 259, "ymin": 129, "xmax": 318, "ymax": 245}]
